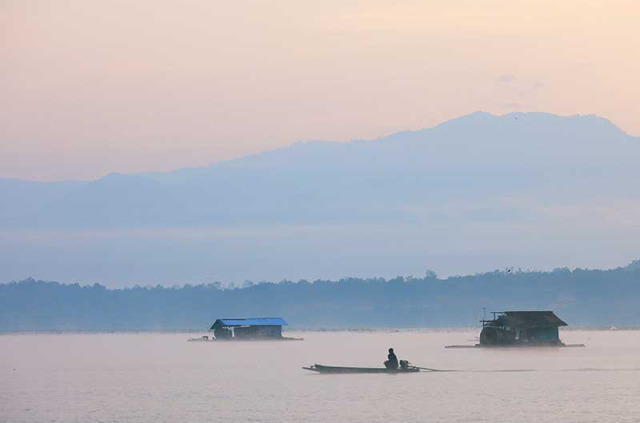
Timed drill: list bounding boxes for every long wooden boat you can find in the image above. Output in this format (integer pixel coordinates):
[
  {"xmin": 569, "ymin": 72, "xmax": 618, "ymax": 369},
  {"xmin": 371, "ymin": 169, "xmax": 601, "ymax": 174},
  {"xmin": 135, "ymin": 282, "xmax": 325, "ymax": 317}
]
[{"xmin": 303, "ymin": 364, "xmax": 420, "ymax": 374}]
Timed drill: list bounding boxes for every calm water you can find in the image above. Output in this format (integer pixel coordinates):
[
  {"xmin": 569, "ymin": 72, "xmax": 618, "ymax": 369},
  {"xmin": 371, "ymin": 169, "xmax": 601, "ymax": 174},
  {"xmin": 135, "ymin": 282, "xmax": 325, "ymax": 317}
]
[{"xmin": 1, "ymin": 330, "xmax": 639, "ymax": 422}]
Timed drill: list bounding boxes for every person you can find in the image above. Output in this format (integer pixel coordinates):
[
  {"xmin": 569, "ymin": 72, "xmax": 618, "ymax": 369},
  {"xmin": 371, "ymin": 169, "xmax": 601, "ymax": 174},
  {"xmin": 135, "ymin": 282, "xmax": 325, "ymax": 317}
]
[{"xmin": 384, "ymin": 348, "xmax": 399, "ymax": 369}]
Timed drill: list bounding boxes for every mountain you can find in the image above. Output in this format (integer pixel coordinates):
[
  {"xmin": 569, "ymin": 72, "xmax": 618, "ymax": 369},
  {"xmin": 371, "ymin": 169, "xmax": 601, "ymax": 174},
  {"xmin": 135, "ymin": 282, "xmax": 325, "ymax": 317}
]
[
  {"xmin": 3, "ymin": 111, "xmax": 639, "ymax": 229},
  {"xmin": 1, "ymin": 112, "xmax": 639, "ymax": 285}
]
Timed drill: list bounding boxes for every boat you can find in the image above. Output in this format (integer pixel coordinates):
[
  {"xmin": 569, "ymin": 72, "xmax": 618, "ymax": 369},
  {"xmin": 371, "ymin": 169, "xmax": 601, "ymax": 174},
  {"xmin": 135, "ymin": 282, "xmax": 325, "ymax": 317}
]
[{"xmin": 303, "ymin": 364, "xmax": 420, "ymax": 374}]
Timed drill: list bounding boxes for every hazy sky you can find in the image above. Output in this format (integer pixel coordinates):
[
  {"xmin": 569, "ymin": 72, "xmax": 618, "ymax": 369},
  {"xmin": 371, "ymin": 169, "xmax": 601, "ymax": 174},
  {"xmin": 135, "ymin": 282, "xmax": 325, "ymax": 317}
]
[{"xmin": 2, "ymin": 0, "xmax": 639, "ymax": 181}]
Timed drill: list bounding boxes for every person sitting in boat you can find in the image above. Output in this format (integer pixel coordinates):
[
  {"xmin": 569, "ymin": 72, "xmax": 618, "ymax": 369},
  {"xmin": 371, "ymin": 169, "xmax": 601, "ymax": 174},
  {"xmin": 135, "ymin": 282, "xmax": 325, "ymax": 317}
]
[{"xmin": 384, "ymin": 348, "xmax": 399, "ymax": 369}]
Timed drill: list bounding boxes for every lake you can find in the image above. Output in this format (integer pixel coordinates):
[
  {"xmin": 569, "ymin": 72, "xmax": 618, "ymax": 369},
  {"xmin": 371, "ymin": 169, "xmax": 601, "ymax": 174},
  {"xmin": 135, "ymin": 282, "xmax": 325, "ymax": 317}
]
[{"xmin": 1, "ymin": 330, "xmax": 639, "ymax": 422}]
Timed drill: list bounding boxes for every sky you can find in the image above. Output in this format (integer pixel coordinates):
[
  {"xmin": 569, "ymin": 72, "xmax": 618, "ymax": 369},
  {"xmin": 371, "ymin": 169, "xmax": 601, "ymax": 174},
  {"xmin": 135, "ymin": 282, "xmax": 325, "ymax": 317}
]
[{"xmin": 2, "ymin": 0, "xmax": 639, "ymax": 181}]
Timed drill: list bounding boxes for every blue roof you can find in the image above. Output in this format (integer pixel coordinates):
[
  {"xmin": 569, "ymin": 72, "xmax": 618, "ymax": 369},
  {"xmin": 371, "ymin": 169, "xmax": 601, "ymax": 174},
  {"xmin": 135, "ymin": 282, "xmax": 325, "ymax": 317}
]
[{"xmin": 211, "ymin": 317, "xmax": 288, "ymax": 329}]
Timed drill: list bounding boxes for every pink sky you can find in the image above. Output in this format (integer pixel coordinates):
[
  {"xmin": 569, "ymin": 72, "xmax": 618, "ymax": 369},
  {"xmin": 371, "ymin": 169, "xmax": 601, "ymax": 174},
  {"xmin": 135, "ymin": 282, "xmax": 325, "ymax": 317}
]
[{"xmin": 2, "ymin": 0, "xmax": 639, "ymax": 181}]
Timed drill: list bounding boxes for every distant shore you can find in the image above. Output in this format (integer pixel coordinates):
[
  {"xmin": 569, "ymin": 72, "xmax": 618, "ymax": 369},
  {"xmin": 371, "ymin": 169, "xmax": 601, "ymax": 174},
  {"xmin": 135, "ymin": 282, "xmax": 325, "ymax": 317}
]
[{"xmin": 1, "ymin": 327, "xmax": 638, "ymax": 335}]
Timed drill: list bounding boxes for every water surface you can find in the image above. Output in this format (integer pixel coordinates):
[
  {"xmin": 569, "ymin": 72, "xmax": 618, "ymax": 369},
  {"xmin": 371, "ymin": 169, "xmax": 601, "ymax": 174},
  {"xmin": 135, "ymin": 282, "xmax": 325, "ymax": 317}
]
[{"xmin": 1, "ymin": 330, "xmax": 639, "ymax": 422}]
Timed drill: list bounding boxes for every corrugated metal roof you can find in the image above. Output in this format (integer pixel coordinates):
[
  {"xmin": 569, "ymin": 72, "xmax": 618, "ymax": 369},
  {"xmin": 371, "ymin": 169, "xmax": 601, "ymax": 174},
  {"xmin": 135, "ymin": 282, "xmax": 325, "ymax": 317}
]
[
  {"xmin": 499, "ymin": 311, "xmax": 567, "ymax": 327},
  {"xmin": 210, "ymin": 317, "xmax": 288, "ymax": 329}
]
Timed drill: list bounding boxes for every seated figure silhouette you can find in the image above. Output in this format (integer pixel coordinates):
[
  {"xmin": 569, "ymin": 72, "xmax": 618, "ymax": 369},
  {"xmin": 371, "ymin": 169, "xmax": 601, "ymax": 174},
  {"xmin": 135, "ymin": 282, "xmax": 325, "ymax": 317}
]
[{"xmin": 384, "ymin": 348, "xmax": 399, "ymax": 369}]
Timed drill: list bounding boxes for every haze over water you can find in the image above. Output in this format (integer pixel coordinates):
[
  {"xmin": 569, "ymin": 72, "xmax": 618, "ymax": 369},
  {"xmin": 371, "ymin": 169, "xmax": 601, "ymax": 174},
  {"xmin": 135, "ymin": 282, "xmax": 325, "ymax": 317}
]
[
  {"xmin": 2, "ymin": 330, "xmax": 639, "ymax": 422},
  {"xmin": 3, "ymin": 1, "xmax": 640, "ymax": 421}
]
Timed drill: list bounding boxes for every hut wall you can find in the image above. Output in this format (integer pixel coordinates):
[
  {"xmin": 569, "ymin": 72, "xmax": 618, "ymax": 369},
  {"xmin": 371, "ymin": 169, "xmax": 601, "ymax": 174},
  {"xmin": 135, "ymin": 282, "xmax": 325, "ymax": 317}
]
[
  {"xmin": 214, "ymin": 327, "xmax": 232, "ymax": 339},
  {"xmin": 234, "ymin": 325, "xmax": 282, "ymax": 339},
  {"xmin": 528, "ymin": 326, "xmax": 559, "ymax": 342}
]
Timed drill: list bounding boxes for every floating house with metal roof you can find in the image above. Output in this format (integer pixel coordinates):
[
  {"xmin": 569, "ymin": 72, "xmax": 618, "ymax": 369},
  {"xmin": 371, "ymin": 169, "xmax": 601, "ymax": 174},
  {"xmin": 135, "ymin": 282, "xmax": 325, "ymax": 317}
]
[
  {"xmin": 446, "ymin": 310, "xmax": 584, "ymax": 348},
  {"xmin": 479, "ymin": 311, "xmax": 567, "ymax": 346},
  {"xmin": 189, "ymin": 317, "xmax": 298, "ymax": 341},
  {"xmin": 210, "ymin": 317, "xmax": 288, "ymax": 340}
]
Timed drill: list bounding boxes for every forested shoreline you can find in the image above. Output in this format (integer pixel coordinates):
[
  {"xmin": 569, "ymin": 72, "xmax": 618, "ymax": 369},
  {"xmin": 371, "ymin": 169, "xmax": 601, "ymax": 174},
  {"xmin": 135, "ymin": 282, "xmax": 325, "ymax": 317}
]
[{"xmin": 2, "ymin": 262, "xmax": 640, "ymax": 331}]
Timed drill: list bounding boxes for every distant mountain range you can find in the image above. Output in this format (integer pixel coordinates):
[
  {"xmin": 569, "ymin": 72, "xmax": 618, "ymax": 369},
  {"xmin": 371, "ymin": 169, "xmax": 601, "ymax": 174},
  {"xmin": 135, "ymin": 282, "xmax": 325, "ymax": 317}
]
[
  {"xmin": 1, "ymin": 112, "xmax": 639, "ymax": 285},
  {"xmin": 2, "ymin": 111, "xmax": 639, "ymax": 229}
]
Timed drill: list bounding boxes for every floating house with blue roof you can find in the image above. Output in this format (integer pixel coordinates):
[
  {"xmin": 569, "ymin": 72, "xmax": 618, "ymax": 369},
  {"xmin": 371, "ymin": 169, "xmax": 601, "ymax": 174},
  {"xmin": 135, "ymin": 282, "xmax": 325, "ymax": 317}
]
[{"xmin": 209, "ymin": 317, "xmax": 289, "ymax": 340}]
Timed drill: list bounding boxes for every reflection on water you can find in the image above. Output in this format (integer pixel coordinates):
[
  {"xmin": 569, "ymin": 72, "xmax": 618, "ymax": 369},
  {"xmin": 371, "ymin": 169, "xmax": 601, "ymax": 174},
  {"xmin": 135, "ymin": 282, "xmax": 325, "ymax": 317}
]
[{"xmin": 1, "ymin": 330, "xmax": 639, "ymax": 422}]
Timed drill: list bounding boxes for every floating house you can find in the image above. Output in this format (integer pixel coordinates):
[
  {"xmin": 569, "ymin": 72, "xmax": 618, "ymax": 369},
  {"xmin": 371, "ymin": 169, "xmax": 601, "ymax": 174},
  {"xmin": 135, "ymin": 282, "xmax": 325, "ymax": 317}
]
[
  {"xmin": 210, "ymin": 317, "xmax": 289, "ymax": 340},
  {"xmin": 445, "ymin": 310, "xmax": 584, "ymax": 348},
  {"xmin": 479, "ymin": 311, "xmax": 567, "ymax": 346}
]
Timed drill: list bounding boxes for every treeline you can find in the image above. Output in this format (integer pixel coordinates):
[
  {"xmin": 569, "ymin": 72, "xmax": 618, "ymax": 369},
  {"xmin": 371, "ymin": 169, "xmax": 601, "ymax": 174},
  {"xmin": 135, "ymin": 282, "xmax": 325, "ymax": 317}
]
[{"xmin": 2, "ymin": 262, "xmax": 640, "ymax": 331}]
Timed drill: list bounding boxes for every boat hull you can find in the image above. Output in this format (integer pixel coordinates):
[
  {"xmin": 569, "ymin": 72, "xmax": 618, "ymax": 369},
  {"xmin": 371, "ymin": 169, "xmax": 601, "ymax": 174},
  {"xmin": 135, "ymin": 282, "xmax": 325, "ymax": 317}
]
[{"xmin": 303, "ymin": 364, "xmax": 420, "ymax": 374}]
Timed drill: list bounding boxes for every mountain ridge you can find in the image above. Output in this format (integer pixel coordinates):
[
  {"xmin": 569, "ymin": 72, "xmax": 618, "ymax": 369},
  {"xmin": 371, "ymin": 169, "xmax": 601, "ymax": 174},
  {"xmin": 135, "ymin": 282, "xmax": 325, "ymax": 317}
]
[
  {"xmin": 2, "ymin": 111, "xmax": 639, "ymax": 228},
  {"xmin": 2, "ymin": 111, "xmax": 640, "ymax": 284},
  {"xmin": 1, "ymin": 111, "xmax": 634, "ymax": 186}
]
